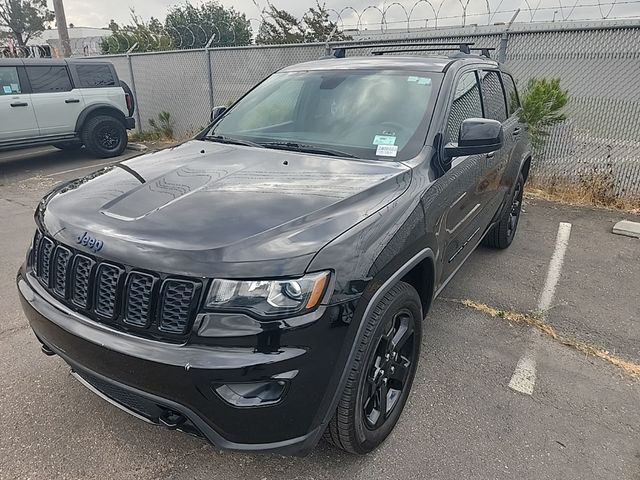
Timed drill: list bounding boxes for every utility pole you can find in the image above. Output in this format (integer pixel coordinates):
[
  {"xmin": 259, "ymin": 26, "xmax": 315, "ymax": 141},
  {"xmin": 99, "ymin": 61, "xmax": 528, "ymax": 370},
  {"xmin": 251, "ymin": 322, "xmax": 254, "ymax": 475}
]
[{"xmin": 52, "ymin": 0, "xmax": 72, "ymax": 57}]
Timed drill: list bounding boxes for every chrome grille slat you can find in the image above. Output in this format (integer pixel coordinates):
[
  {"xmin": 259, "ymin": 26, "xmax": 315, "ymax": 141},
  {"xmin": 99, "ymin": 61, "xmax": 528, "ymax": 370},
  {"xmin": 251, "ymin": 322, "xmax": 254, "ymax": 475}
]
[{"xmin": 29, "ymin": 231, "xmax": 200, "ymax": 341}]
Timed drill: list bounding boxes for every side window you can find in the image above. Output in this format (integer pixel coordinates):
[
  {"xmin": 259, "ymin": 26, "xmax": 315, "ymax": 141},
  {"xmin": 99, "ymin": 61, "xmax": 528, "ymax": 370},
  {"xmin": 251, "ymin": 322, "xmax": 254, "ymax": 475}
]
[
  {"xmin": 75, "ymin": 64, "xmax": 116, "ymax": 88},
  {"xmin": 479, "ymin": 70, "xmax": 507, "ymax": 122},
  {"xmin": 0, "ymin": 66, "xmax": 22, "ymax": 95},
  {"xmin": 445, "ymin": 71, "xmax": 483, "ymax": 144},
  {"xmin": 501, "ymin": 73, "xmax": 520, "ymax": 116},
  {"xmin": 26, "ymin": 66, "xmax": 72, "ymax": 94}
]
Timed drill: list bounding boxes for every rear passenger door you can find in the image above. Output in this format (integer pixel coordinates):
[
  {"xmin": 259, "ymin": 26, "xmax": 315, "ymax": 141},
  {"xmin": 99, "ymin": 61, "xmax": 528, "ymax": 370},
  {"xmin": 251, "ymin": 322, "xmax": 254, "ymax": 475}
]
[
  {"xmin": 73, "ymin": 63, "xmax": 127, "ymax": 115},
  {"xmin": 478, "ymin": 69, "xmax": 510, "ymax": 209},
  {"xmin": 25, "ymin": 65, "xmax": 85, "ymax": 136},
  {"xmin": 0, "ymin": 65, "xmax": 39, "ymax": 142}
]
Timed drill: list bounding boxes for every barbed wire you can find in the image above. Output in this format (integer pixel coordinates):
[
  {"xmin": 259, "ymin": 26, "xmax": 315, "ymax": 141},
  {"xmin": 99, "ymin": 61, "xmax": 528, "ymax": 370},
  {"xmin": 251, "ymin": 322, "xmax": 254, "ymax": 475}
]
[{"xmin": 1, "ymin": 0, "xmax": 639, "ymax": 57}]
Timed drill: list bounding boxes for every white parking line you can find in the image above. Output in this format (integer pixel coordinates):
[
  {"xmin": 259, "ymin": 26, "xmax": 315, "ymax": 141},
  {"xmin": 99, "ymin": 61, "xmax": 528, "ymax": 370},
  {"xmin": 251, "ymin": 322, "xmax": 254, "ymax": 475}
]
[
  {"xmin": 46, "ymin": 161, "xmax": 114, "ymax": 178},
  {"xmin": 508, "ymin": 222, "xmax": 572, "ymax": 395}
]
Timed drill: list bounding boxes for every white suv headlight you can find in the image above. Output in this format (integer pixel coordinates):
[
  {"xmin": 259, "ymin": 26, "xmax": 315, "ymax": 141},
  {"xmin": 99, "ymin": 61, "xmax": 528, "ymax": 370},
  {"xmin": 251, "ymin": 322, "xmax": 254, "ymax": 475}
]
[{"xmin": 204, "ymin": 271, "xmax": 330, "ymax": 318}]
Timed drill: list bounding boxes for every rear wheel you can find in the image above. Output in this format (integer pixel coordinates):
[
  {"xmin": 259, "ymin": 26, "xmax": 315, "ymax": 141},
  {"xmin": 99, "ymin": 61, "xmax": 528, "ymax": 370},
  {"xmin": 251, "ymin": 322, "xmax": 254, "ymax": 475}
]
[
  {"xmin": 52, "ymin": 141, "xmax": 83, "ymax": 151},
  {"xmin": 324, "ymin": 281, "xmax": 422, "ymax": 454},
  {"xmin": 81, "ymin": 115, "xmax": 127, "ymax": 158},
  {"xmin": 483, "ymin": 173, "xmax": 524, "ymax": 249}
]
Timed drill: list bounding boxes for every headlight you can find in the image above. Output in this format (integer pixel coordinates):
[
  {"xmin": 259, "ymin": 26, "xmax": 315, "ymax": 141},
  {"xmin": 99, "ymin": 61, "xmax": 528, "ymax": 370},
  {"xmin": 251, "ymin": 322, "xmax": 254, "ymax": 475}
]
[{"xmin": 204, "ymin": 271, "xmax": 330, "ymax": 318}]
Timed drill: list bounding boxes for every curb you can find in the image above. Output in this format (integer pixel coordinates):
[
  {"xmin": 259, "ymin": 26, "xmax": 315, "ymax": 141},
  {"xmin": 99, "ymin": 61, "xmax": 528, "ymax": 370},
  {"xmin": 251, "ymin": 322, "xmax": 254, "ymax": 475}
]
[
  {"xmin": 612, "ymin": 220, "xmax": 640, "ymax": 238},
  {"xmin": 126, "ymin": 143, "xmax": 148, "ymax": 152}
]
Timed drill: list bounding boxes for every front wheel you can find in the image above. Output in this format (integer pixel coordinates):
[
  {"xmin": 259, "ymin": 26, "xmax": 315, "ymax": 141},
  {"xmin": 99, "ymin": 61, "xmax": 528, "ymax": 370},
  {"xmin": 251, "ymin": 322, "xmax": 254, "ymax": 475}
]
[
  {"xmin": 324, "ymin": 281, "xmax": 422, "ymax": 454},
  {"xmin": 81, "ymin": 115, "xmax": 127, "ymax": 158},
  {"xmin": 483, "ymin": 173, "xmax": 525, "ymax": 249}
]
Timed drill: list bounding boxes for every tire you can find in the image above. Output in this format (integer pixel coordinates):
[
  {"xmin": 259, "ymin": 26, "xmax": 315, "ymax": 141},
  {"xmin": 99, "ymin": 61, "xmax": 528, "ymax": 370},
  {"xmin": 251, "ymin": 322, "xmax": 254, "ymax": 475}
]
[
  {"xmin": 81, "ymin": 115, "xmax": 127, "ymax": 158},
  {"xmin": 324, "ymin": 281, "xmax": 422, "ymax": 454},
  {"xmin": 52, "ymin": 141, "xmax": 83, "ymax": 151},
  {"xmin": 483, "ymin": 173, "xmax": 525, "ymax": 249},
  {"xmin": 120, "ymin": 80, "xmax": 135, "ymax": 117}
]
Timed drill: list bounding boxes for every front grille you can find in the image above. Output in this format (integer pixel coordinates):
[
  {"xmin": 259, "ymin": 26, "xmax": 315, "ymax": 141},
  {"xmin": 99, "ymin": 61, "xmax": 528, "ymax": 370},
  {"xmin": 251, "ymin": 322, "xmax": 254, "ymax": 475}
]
[
  {"xmin": 95, "ymin": 264, "xmax": 123, "ymax": 319},
  {"xmin": 30, "ymin": 231, "xmax": 202, "ymax": 341},
  {"xmin": 38, "ymin": 237, "xmax": 54, "ymax": 286},
  {"xmin": 52, "ymin": 247, "xmax": 72, "ymax": 297},
  {"xmin": 124, "ymin": 272, "xmax": 155, "ymax": 327},
  {"xmin": 159, "ymin": 280, "xmax": 197, "ymax": 335}
]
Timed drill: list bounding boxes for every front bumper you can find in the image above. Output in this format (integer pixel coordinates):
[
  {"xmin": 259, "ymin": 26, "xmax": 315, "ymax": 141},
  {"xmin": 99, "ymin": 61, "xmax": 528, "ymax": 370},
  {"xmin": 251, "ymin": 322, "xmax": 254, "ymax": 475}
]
[{"xmin": 17, "ymin": 269, "xmax": 358, "ymax": 454}]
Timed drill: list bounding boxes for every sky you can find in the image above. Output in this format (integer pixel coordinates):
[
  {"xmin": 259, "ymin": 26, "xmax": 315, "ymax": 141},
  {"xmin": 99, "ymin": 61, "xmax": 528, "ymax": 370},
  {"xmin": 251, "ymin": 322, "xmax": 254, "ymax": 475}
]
[{"xmin": 49, "ymin": 0, "xmax": 640, "ymax": 31}]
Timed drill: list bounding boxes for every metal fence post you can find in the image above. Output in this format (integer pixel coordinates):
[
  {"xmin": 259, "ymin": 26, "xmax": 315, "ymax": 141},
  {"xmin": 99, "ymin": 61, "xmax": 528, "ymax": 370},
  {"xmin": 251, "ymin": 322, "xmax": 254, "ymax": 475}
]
[
  {"xmin": 126, "ymin": 51, "xmax": 142, "ymax": 130},
  {"xmin": 205, "ymin": 35, "xmax": 216, "ymax": 113},
  {"xmin": 498, "ymin": 9, "xmax": 520, "ymax": 64}
]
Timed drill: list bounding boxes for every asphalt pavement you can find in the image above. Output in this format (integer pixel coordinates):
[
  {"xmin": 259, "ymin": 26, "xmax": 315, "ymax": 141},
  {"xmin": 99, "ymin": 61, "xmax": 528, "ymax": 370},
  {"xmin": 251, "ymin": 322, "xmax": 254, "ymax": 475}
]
[{"xmin": 0, "ymin": 146, "xmax": 638, "ymax": 480}]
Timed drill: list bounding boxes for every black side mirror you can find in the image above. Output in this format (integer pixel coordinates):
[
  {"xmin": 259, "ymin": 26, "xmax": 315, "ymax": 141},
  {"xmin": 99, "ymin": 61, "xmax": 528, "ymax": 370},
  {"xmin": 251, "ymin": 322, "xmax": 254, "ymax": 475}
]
[
  {"xmin": 444, "ymin": 118, "xmax": 504, "ymax": 158},
  {"xmin": 210, "ymin": 105, "xmax": 228, "ymax": 122}
]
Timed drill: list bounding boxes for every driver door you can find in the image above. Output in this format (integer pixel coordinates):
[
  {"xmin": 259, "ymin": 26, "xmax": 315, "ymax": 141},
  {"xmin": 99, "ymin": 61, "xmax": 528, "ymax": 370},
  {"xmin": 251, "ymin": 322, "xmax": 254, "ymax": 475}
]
[{"xmin": 437, "ymin": 69, "xmax": 492, "ymax": 284}]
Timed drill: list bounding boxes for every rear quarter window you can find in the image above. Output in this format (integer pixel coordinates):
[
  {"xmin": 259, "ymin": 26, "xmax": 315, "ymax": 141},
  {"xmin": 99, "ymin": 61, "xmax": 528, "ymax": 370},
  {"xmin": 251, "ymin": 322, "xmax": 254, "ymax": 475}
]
[
  {"xmin": 26, "ymin": 66, "xmax": 72, "ymax": 93},
  {"xmin": 75, "ymin": 64, "xmax": 116, "ymax": 88}
]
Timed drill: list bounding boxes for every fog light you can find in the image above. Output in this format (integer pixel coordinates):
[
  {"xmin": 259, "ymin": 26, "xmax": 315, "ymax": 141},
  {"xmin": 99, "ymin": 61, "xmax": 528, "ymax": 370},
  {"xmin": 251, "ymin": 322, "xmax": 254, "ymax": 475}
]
[{"xmin": 214, "ymin": 380, "xmax": 287, "ymax": 407}]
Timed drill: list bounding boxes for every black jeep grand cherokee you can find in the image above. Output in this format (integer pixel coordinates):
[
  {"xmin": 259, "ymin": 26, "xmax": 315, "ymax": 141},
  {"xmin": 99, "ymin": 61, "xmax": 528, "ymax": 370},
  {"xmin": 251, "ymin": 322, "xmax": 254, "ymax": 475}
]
[{"xmin": 17, "ymin": 45, "xmax": 531, "ymax": 455}]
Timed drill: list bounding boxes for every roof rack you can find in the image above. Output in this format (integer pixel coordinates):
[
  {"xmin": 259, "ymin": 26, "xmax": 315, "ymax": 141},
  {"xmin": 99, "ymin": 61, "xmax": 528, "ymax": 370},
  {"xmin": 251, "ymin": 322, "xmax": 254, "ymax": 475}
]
[
  {"xmin": 331, "ymin": 42, "xmax": 475, "ymax": 58},
  {"xmin": 370, "ymin": 46, "xmax": 496, "ymax": 59}
]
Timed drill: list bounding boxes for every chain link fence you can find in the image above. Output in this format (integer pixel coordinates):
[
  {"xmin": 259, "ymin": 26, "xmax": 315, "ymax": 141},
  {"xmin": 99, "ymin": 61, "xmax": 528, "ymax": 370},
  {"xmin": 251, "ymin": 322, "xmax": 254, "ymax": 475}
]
[{"xmin": 90, "ymin": 19, "xmax": 640, "ymax": 198}]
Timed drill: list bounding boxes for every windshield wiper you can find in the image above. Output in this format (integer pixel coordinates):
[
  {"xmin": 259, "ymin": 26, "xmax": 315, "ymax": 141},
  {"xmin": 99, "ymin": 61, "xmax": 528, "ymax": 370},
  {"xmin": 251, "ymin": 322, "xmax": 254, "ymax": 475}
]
[
  {"xmin": 260, "ymin": 141, "xmax": 358, "ymax": 159},
  {"xmin": 205, "ymin": 135, "xmax": 263, "ymax": 148}
]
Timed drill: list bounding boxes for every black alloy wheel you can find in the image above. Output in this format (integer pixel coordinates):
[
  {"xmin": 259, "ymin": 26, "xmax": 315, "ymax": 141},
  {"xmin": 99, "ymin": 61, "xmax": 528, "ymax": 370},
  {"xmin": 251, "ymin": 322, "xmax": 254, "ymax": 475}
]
[{"xmin": 363, "ymin": 308, "xmax": 415, "ymax": 429}]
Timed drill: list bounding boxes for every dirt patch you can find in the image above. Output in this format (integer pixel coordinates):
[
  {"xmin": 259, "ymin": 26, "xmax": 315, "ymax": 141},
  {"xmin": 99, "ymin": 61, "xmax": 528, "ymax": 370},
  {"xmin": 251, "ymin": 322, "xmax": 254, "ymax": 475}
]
[{"xmin": 451, "ymin": 298, "xmax": 640, "ymax": 379}]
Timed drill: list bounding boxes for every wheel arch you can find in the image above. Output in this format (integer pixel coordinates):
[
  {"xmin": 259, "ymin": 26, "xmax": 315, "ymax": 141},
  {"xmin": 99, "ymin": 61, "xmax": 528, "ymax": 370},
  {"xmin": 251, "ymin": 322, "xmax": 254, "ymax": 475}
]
[
  {"xmin": 75, "ymin": 104, "xmax": 127, "ymax": 132},
  {"xmin": 311, "ymin": 247, "xmax": 435, "ymax": 447}
]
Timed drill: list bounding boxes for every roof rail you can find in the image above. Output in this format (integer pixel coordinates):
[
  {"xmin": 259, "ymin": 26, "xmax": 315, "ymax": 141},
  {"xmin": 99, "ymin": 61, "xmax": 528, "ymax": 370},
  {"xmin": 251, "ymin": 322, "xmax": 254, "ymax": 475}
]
[
  {"xmin": 371, "ymin": 46, "xmax": 496, "ymax": 58},
  {"xmin": 331, "ymin": 42, "xmax": 475, "ymax": 58}
]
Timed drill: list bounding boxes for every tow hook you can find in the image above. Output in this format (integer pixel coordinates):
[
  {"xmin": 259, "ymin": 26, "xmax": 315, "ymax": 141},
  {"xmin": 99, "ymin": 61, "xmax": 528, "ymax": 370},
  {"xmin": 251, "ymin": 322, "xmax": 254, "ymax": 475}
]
[
  {"xmin": 41, "ymin": 343, "xmax": 56, "ymax": 356},
  {"xmin": 159, "ymin": 410, "xmax": 187, "ymax": 430}
]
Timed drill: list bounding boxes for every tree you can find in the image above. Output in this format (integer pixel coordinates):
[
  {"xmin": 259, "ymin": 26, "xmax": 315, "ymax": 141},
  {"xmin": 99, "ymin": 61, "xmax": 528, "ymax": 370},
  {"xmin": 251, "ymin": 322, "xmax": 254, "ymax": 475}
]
[
  {"xmin": 165, "ymin": 1, "xmax": 252, "ymax": 48},
  {"xmin": 0, "ymin": 0, "xmax": 54, "ymax": 47},
  {"xmin": 519, "ymin": 78, "xmax": 569, "ymax": 149},
  {"xmin": 256, "ymin": 1, "xmax": 350, "ymax": 45},
  {"xmin": 255, "ymin": 3, "xmax": 305, "ymax": 44},
  {"xmin": 303, "ymin": 1, "xmax": 351, "ymax": 43},
  {"xmin": 100, "ymin": 10, "xmax": 170, "ymax": 55}
]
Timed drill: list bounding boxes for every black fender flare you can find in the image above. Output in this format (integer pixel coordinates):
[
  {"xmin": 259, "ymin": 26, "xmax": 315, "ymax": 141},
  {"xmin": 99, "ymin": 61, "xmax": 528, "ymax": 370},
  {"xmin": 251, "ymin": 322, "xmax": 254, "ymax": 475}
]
[
  {"xmin": 75, "ymin": 104, "xmax": 127, "ymax": 133},
  {"xmin": 308, "ymin": 247, "xmax": 435, "ymax": 446}
]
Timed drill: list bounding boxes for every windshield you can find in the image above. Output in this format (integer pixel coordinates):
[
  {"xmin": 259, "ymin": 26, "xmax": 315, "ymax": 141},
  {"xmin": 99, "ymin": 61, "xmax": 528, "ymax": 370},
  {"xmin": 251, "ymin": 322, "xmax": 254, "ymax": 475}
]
[{"xmin": 208, "ymin": 70, "xmax": 441, "ymax": 161}]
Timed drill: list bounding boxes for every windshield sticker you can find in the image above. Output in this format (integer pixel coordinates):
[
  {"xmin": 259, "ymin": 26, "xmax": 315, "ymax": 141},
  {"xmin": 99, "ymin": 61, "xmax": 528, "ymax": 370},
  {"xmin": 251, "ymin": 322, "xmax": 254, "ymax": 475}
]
[
  {"xmin": 417, "ymin": 77, "xmax": 432, "ymax": 85},
  {"xmin": 373, "ymin": 135, "xmax": 396, "ymax": 146},
  {"xmin": 407, "ymin": 76, "xmax": 419, "ymax": 82},
  {"xmin": 2, "ymin": 85, "xmax": 11, "ymax": 94},
  {"xmin": 376, "ymin": 145, "xmax": 399, "ymax": 157}
]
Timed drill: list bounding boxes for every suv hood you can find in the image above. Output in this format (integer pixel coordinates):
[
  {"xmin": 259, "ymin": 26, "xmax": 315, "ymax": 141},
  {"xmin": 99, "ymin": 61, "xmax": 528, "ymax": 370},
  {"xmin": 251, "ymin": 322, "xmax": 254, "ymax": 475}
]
[{"xmin": 41, "ymin": 140, "xmax": 411, "ymax": 277}]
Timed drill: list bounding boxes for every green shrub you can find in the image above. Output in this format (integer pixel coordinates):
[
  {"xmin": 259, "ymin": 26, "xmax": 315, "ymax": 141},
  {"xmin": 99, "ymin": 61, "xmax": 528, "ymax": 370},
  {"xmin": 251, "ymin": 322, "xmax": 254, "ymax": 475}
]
[
  {"xmin": 148, "ymin": 111, "xmax": 174, "ymax": 139},
  {"xmin": 519, "ymin": 78, "xmax": 569, "ymax": 149}
]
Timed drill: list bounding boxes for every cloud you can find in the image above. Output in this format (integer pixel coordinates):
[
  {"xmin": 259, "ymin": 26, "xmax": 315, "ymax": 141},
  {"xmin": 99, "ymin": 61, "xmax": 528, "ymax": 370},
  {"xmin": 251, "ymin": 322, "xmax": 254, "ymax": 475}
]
[{"xmin": 54, "ymin": 0, "xmax": 640, "ymax": 31}]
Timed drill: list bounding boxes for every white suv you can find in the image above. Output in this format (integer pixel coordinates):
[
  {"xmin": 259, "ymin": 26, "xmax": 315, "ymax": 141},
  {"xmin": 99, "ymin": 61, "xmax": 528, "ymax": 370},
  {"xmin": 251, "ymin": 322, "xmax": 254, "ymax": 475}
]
[{"xmin": 0, "ymin": 59, "xmax": 135, "ymax": 158}]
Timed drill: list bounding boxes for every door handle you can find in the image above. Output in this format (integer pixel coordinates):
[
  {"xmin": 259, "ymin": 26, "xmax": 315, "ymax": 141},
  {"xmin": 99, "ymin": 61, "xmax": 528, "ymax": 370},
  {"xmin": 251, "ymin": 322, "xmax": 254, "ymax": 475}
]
[
  {"xmin": 65, "ymin": 99, "xmax": 80, "ymax": 103},
  {"xmin": 486, "ymin": 152, "xmax": 495, "ymax": 159},
  {"xmin": 10, "ymin": 102, "xmax": 28, "ymax": 107},
  {"xmin": 512, "ymin": 127, "xmax": 522, "ymax": 136}
]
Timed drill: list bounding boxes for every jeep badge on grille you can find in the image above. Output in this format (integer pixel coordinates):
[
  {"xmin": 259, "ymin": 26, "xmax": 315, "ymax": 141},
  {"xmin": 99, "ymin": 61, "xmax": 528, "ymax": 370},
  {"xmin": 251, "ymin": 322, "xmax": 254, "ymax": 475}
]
[{"xmin": 76, "ymin": 232, "xmax": 104, "ymax": 253}]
